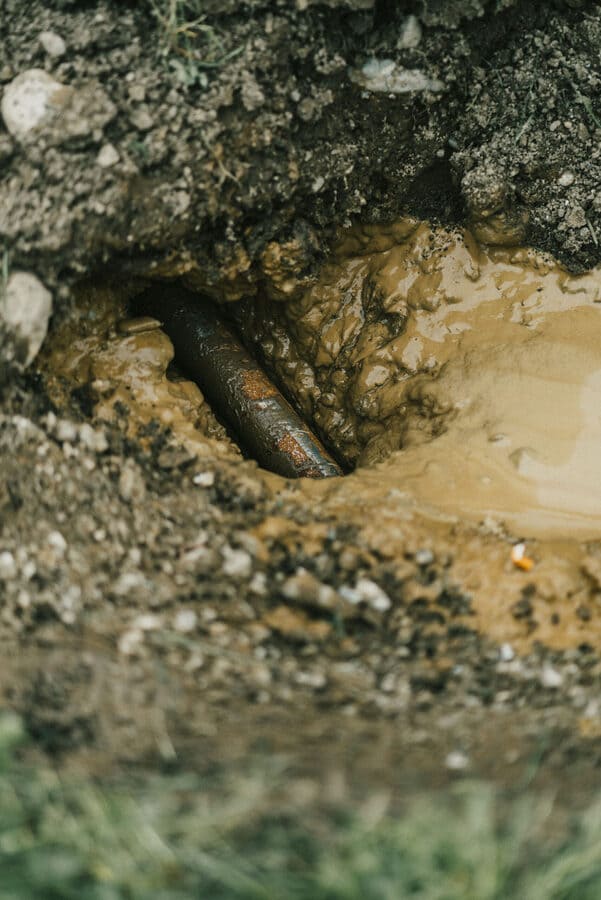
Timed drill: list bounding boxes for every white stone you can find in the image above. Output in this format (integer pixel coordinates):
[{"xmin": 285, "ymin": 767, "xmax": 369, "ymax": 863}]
[
  {"xmin": 3, "ymin": 272, "xmax": 52, "ymax": 366},
  {"xmin": 39, "ymin": 31, "xmax": 66, "ymax": 58},
  {"xmin": 558, "ymin": 171, "xmax": 575, "ymax": 187},
  {"xmin": 295, "ymin": 670, "xmax": 327, "ymax": 689},
  {"xmin": 445, "ymin": 750, "xmax": 470, "ymax": 771},
  {"xmin": 397, "ymin": 15, "xmax": 422, "ymax": 49},
  {"xmin": 1, "ymin": 69, "xmax": 66, "ymax": 138},
  {"xmin": 414, "ymin": 548, "xmax": 434, "ymax": 566},
  {"xmin": 118, "ymin": 464, "xmax": 146, "ymax": 503},
  {"xmin": 133, "ymin": 613, "xmax": 162, "ymax": 631},
  {"xmin": 47, "ymin": 530, "xmax": 67, "ymax": 556},
  {"xmin": 0, "ymin": 551, "xmax": 17, "ymax": 580},
  {"xmin": 221, "ymin": 546, "xmax": 252, "ymax": 579},
  {"xmin": 351, "ymin": 60, "xmax": 444, "ymax": 94},
  {"xmin": 174, "ymin": 609, "xmax": 197, "ymax": 633},
  {"xmin": 118, "ymin": 628, "xmax": 143, "ymax": 656},
  {"xmin": 96, "ymin": 143, "xmax": 120, "ymax": 168},
  {"xmin": 249, "ymin": 572, "xmax": 268, "ymax": 595},
  {"xmin": 340, "ymin": 578, "xmax": 391, "ymax": 612},
  {"xmin": 78, "ymin": 423, "xmax": 108, "ymax": 453},
  {"xmin": 130, "ymin": 107, "xmax": 153, "ymax": 131},
  {"xmin": 540, "ymin": 664, "xmax": 563, "ymax": 689},
  {"xmin": 55, "ymin": 419, "xmax": 78, "ymax": 443},
  {"xmin": 112, "ymin": 571, "xmax": 149, "ymax": 597},
  {"xmin": 193, "ymin": 471, "xmax": 215, "ymax": 487}
]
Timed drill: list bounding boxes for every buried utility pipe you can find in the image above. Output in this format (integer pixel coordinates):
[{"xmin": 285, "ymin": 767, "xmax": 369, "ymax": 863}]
[{"xmin": 138, "ymin": 285, "xmax": 344, "ymax": 479}]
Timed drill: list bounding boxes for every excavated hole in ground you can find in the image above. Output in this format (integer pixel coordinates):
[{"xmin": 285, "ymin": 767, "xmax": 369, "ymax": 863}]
[{"xmin": 36, "ymin": 216, "xmax": 601, "ymax": 653}]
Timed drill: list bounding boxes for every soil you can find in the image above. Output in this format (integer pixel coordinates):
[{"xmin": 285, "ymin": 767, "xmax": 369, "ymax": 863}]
[{"xmin": 3, "ymin": 0, "xmax": 601, "ymax": 816}]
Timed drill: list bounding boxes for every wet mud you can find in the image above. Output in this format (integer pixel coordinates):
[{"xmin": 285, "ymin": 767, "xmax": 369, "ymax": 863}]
[
  {"xmin": 40, "ymin": 280, "xmax": 238, "ymax": 463},
  {"xmin": 244, "ymin": 219, "xmax": 601, "ymax": 539}
]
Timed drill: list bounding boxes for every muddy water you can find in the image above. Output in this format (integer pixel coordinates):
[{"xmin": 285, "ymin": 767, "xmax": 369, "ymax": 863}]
[
  {"xmin": 372, "ymin": 305, "xmax": 601, "ymax": 539},
  {"xmin": 246, "ymin": 220, "xmax": 601, "ymax": 540}
]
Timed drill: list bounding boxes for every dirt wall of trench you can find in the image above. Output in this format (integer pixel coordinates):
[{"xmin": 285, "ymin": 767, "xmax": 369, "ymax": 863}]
[{"xmin": 2, "ymin": 0, "xmax": 601, "ymax": 310}]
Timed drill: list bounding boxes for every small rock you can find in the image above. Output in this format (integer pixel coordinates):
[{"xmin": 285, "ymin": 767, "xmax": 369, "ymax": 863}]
[
  {"xmin": 174, "ymin": 609, "xmax": 197, "ymax": 633},
  {"xmin": 193, "ymin": 471, "xmax": 215, "ymax": 487},
  {"xmin": 178, "ymin": 544, "xmax": 219, "ymax": 574},
  {"xmin": 221, "ymin": 546, "xmax": 252, "ymax": 579},
  {"xmin": 397, "ymin": 15, "xmax": 422, "ymax": 49},
  {"xmin": 540, "ymin": 664, "xmax": 563, "ymax": 689},
  {"xmin": 565, "ymin": 204, "xmax": 587, "ymax": 229},
  {"xmin": 118, "ymin": 628, "xmax": 143, "ymax": 656},
  {"xmin": 112, "ymin": 572, "xmax": 152, "ymax": 600},
  {"xmin": 54, "ymin": 419, "xmax": 78, "ymax": 444},
  {"xmin": 128, "ymin": 83, "xmax": 146, "ymax": 102},
  {"xmin": 340, "ymin": 578, "xmax": 391, "ymax": 612},
  {"xmin": 281, "ymin": 568, "xmax": 338, "ymax": 612},
  {"xmin": 499, "ymin": 643, "xmax": 515, "ymax": 662},
  {"xmin": 1, "ymin": 68, "xmax": 69, "ymax": 137},
  {"xmin": 240, "ymin": 76, "xmax": 265, "ymax": 112},
  {"xmin": 0, "ymin": 551, "xmax": 17, "ymax": 580},
  {"xmin": 2, "ymin": 272, "xmax": 52, "ymax": 366},
  {"xmin": 130, "ymin": 107, "xmax": 153, "ymax": 131},
  {"xmin": 445, "ymin": 750, "xmax": 470, "ymax": 771},
  {"xmin": 96, "ymin": 143, "xmax": 120, "ymax": 168},
  {"xmin": 78, "ymin": 424, "xmax": 108, "ymax": 453},
  {"xmin": 558, "ymin": 171, "xmax": 575, "ymax": 187},
  {"xmin": 39, "ymin": 31, "xmax": 66, "ymax": 58},
  {"xmin": 350, "ymin": 59, "xmax": 444, "ymax": 94},
  {"xmin": 295, "ymin": 669, "xmax": 327, "ymax": 689},
  {"xmin": 380, "ymin": 672, "xmax": 397, "ymax": 693},
  {"xmin": 415, "ymin": 548, "xmax": 434, "ymax": 567},
  {"xmin": 249, "ymin": 572, "xmax": 268, "ymax": 596},
  {"xmin": 118, "ymin": 464, "xmax": 146, "ymax": 503},
  {"xmin": 133, "ymin": 613, "xmax": 162, "ymax": 631},
  {"xmin": 47, "ymin": 531, "xmax": 67, "ymax": 557}
]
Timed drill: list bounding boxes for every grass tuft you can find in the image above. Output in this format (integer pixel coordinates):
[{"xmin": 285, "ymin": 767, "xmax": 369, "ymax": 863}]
[
  {"xmin": 149, "ymin": 0, "xmax": 243, "ymax": 88},
  {"xmin": 2, "ymin": 710, "xmax": 601, "ymax": 898}
]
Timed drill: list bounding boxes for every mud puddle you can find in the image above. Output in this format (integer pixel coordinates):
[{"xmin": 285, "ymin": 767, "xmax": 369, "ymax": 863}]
[
  {"xmin": 37, "ymin": 219, "xmax": 601, "ymax": 654},
  {"xmin": 244, "ymin": 219, "xmax": 601, "ymax": 540}
]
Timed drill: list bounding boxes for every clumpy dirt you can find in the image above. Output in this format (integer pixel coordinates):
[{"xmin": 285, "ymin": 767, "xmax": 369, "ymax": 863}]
[{"xmin": 3, "ymin": 0, "xmax": 601, "ymax": 813}]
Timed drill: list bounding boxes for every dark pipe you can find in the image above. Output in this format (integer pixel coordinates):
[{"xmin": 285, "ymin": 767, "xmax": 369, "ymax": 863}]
[{"xmin": 137, "ymin": 286, "xmax": 343, "ymax": 479}]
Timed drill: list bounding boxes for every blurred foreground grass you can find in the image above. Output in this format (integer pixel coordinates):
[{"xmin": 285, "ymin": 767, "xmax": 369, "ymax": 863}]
[{"xmin": 2, "ymin": 711, "xmax": 601, "ymax": 899}]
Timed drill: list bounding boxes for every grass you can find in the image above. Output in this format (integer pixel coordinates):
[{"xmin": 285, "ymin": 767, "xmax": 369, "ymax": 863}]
[
  {"xmin": 149, "ymin": 0, "xmax": 243, "ymax": 88},
  {"xmin": 2, "ymin": 709, "xmax": 601, "ymax": 898}
]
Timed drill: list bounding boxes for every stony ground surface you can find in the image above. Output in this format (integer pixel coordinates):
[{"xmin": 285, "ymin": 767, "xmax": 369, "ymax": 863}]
[{"xmin": 2, "ymin": 0, "xmax": 601, "ymax": 809}]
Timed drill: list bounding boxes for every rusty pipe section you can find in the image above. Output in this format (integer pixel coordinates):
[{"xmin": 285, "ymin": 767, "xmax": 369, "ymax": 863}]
[{"xmin": 138, "ymin": 285, "xmax": 343, "ymax": 479}]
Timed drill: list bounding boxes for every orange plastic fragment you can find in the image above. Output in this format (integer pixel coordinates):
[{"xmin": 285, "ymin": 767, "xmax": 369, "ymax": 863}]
[{"xmin": 511, "ymin": 542, "xmax": 534, "ymax": 572}]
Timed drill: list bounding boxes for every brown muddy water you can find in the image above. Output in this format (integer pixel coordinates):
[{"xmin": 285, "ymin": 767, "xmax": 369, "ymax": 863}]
[{"xmin": 39, "ymin": 218, "xmax": 601, "ymax": 652}]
